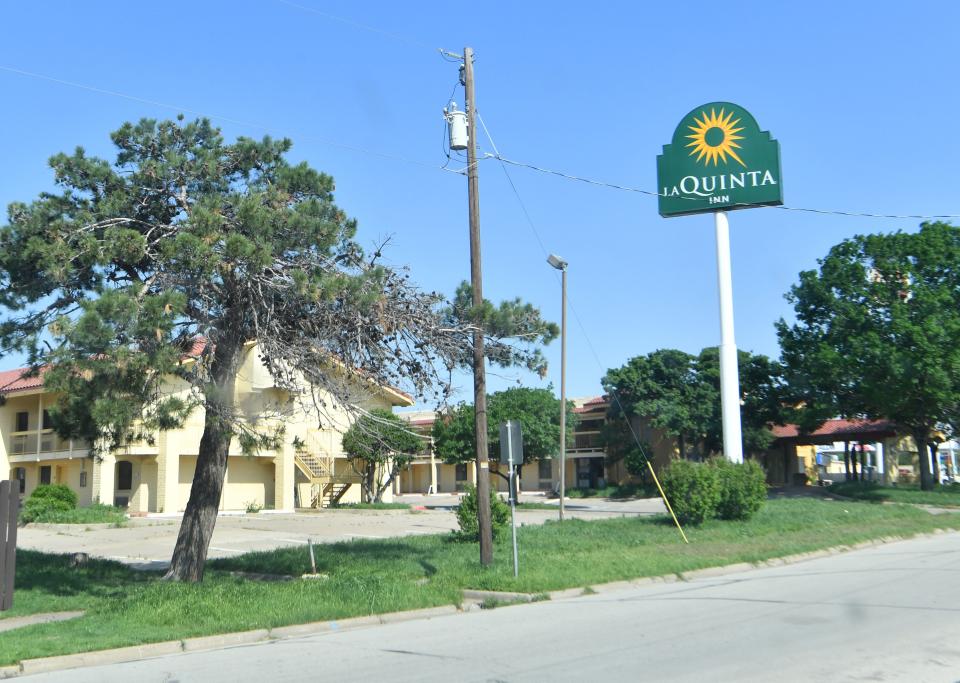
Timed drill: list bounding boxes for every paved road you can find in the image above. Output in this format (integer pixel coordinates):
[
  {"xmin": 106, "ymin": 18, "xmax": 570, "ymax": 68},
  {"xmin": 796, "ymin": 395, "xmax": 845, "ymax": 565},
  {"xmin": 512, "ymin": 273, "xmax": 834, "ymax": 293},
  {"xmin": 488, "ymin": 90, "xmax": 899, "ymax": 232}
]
[
  {"xmin": 17, "ymin": 495, "xmax": 665, "ymax": 570},
  {"xmin": 21, "ymin": 532, "xmax": 960, "ymax": 682}
]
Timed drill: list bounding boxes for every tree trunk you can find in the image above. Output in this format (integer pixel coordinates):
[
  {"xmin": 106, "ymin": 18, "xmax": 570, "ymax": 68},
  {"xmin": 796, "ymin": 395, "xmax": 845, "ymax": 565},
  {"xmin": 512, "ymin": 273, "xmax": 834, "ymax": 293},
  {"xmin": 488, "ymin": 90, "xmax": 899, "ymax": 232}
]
[
  {"xmin": 374, "ymin": 462, "xmax": 402, "ymax": 503},
  {"xmin": 365, "ymin": 461, "xmax": 377, "ymax": 503},
  {"xmin": 164, "ymin": 338, "xmax": 245, "ymax": 582},
  {"xmin": 852, "ymin": 444, "xmax": 859, "ymax": 481},
  {"xmin": 915, "ymin": 433, "xmax": 934, "ymax": 491},
  {"xmin": 843, "ymin": 441, "xmax": 851, "ymax": 482}
]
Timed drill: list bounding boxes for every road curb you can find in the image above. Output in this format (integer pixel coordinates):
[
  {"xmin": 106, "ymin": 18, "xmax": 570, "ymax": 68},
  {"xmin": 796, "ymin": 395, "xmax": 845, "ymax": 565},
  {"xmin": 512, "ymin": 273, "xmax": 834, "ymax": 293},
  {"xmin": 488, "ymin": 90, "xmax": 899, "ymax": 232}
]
[
  {"xmin": 3, "ymin": 529, "xmax": 957, "ymax": 678},
  {"xmin": 0, "ymin": 604, "xmax": 466, "ymax": 679},
  {"xmin": 18, "ymin": 641, "xmax": 184, "ymax": 676},
  {"xmin": 181, "ymin": 628, "xmax": 271, "ymax": 652},
  {"xmin": 462, "ymin": 589, "xmax": 537, "ymax": 603}
]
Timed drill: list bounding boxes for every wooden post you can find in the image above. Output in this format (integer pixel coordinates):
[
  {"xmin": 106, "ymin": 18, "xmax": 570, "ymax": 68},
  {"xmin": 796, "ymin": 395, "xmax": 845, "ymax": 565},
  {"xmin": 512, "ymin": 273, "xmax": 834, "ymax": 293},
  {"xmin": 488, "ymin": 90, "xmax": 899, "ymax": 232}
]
[
  {"xmin": 463, "ymin": 45, "xmax": 493, "ymax": 566},
  {"xmin": 0, "ymin": 480, "xmax": 19, "ymax": 610}
]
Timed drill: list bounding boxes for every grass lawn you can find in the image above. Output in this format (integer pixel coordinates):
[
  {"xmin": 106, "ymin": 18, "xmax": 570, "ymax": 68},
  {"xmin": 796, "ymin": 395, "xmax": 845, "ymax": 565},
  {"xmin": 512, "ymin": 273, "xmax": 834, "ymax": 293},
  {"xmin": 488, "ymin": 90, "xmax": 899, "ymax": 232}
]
[
  {"xmin": 23, "ymin": 503, "xmax": 128, "ymax": 526},
  {"xmin": 329, "ymin": 502, "xmax": 412, "ymax": 510},
  {"xmin": 566, "ymin": 483, "xmax": 658, "ymax": 499},
  {"xmin": 515, "ymin": 502, "xmax": 558, "ymax": 511},
  {"xmin": 2, "ymin": 497, "xmax": 959, "ymax": 665},
  {"xmin": 828, "ymin": 481, "xmax": 960, "ymax": 507}
]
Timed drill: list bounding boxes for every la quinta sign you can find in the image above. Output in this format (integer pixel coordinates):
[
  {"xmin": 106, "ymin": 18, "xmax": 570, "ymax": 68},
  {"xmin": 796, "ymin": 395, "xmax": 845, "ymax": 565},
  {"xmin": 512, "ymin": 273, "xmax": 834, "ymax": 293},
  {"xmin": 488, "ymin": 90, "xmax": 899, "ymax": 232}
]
[{"xmin": 657, "ymin": 102, "xmax": 782, "ymax": 217}]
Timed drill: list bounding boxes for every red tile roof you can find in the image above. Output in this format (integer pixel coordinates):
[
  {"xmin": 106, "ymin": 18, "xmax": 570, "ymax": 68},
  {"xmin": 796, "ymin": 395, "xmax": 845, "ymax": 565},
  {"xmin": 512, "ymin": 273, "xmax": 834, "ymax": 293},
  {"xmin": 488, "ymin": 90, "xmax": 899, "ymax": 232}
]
[
  {"xmin": 0, "ymin": 338, "xmax": 415, "ymax": 405},
  {"xmin": 408, "ymin": 418, "xmax": 435, "ymax": 426},
  {"xmin": 184, "ymin": 338, "xmax": 207, "ymax": 358},
  {"xmin": 772, "ymin": 418, "xmax": 898, "ymax": 440},
  {"xmin": 574, "ymin": 396, "xmax": 609, "ymax": 414},
  {"xmin": 0, "ymin": 366, "xmax": 48, "ymax": 394},
  {"xmin": 0, "ymin": 338, "xmax": 207, "ymax": 395}
]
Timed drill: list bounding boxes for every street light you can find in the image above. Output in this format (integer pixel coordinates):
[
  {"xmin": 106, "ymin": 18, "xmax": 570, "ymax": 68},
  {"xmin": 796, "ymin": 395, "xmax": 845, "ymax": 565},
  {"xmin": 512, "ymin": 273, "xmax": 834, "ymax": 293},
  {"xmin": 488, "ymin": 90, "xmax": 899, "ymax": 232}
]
[{"xmin": 547, "ymin": 253, "xmax": 568, "ymax": 521}]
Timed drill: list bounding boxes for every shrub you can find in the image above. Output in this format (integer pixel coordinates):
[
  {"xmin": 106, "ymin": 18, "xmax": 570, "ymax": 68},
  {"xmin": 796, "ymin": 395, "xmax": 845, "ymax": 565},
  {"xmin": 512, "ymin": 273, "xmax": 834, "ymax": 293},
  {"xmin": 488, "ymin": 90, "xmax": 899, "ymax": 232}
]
[
  {"xmin": 21, "ymin": 484, "xmax": 78, "ymax": 523},
  {"xmin": 710, "ymin": 458, "xmax": 768, "ymax": 520},
  {"xmin": 660, "ymin": 460, "xmax": 720, "ymax": 525},
  {"xmin": 454, "ymin": 485, "xmax": 510, "ymax": 542}
]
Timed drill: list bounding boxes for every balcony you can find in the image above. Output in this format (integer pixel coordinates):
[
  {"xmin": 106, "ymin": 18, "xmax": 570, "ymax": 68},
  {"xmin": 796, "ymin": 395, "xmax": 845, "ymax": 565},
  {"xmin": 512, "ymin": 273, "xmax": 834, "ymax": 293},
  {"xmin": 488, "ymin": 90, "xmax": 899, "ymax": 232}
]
[
  {"xmin": 570, "ymin": 432, "xmax": 604, "ymax": 453},
  {"xmin": 9, "ymin": 430, "xmax": 91, "ymax": 459}
]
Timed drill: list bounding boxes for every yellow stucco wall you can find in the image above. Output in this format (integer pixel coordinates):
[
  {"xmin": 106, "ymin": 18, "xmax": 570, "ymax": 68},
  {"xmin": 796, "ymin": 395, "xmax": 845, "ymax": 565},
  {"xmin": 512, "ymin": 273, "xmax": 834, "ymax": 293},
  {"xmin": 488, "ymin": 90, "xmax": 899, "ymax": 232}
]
[
  {"xmin": 0, "ymin": 343, "xmax": 415, "ymax": 513},
  {"xmin": 222, "ymin": 456, "xmax": 276, "ymax": 511}
]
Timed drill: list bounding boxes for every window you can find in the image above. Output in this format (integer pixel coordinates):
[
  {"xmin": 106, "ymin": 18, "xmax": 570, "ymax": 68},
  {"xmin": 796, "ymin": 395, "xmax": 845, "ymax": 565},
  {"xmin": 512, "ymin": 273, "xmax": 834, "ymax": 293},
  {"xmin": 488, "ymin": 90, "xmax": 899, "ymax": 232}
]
[
  {"xmin": 117, "ymin": 461, "xmax": 133, "ymax": 491},
  {"xmin": 15, "ymin": 411, "xmax": 28, "ymax": 432},
  {"xmin": 40, "ymin": 465, "xmax": 51, "ymax": 485},
  {"xmin": 79, "ymin": 471, "xmax": 87, "ymax": 488},
  {"xmin": 538, "ymin": 459, "xmax": 552, "ymax": 480},
  {"xmin": 14, "ymin": 467, "xmax": 25, "ymax": 494},
  {"xmin": 42, "ymin": 409, "xmax": 53, "ymax": 429},
  {"xmin": 455, "ymin": 463, "xmax": 468, "ymax": 481}
]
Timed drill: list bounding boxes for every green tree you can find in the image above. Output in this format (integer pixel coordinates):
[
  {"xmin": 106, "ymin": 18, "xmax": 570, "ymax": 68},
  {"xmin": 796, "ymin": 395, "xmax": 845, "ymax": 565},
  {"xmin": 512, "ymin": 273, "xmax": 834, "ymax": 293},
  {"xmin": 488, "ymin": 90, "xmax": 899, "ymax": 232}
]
[
  {"xmin": 0, "ymin": 117, "xmax": 553, "ymax": 581},
  {"xmin": 342, "ymin": 408, "xmax": 424, "ymax": 503},
  {"xmin": 602, "ymin": 348, "xmax": 784, "ymax": 461},
  {"xmin": 602, "ymin": 349, "xmax": 712, "ymax": 460},
  {"xmin": 777, "ymin": 222, "xmax": 960, "ymax": 491},
  {"xmin": 696, "ymin": 347, "xmax": 786, "ymax": 456},
  {"xmin": 432, "ymin": 387, "xmax": 576, "ymax": 495}
]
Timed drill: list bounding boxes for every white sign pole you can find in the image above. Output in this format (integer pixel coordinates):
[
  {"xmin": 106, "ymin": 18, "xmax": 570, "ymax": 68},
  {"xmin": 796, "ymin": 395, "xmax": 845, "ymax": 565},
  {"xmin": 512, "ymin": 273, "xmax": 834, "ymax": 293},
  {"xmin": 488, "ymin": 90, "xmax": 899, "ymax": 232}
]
[
  {"xmin": 509, "ymin": 465, "xmax": 518, "ymax": 577},
  {"xmin": 500, "ymin": 420, "xmax": 522, "ymax": 576},
  {"xmin": 714, "ymin": 210, "xmax": 744, "ymax": 464}
]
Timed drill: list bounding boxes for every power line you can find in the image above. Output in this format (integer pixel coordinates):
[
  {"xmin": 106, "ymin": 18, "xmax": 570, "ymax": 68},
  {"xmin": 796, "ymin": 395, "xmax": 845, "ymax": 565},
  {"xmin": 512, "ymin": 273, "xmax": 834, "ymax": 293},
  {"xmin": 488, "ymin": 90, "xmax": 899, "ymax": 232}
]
[
  {"xmin": 486, "ymin": 153, "xmax": 960, "ymax": 221},
  {"xmin": 0, "ymin": 64, "xmax": 456, "ymax": 175},
  {"xmin": 271, "ymin": 0, "xmax": 437, "ymax": 51},
  {"xmin": 476, "ymin": 110, "xmax": 689, "ymax": 542}
]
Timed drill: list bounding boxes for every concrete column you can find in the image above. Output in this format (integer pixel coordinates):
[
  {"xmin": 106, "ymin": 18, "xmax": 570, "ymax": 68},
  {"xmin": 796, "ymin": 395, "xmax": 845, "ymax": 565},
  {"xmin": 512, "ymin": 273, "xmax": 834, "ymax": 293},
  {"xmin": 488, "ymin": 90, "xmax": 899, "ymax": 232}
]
[
  {"xmin": 94, "ymin": 451, "xmax": 116, "ymax": 506},
  {"xmin": 129, "ymin": 458, "xmax": 146, "ymax": 512},
  {"xmin": 156, "ymin": 432, "xmax": 179, "ymax": 513},
  {"xmin": 470, "ymin": 461, "xmax": 477, "ymax": 486},
  {"xmin": 274, "ymin": 442, "xmax": 295, "ymax": 512},
  {"xmin": 875, "ymin": 442, "xmax": 885, "ymax": 485},
  {"xmin": 429, "ymin": 450, "xmax": 437, "ymax": 494}
]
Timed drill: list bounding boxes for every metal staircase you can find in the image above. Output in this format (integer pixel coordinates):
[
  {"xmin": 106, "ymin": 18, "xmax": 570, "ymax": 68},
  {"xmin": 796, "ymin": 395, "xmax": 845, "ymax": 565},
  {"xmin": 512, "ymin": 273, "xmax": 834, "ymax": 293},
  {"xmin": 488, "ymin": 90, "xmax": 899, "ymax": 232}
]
[{"xmin": 293, "ymin": 434, "xmax": 362, "ymax": 508}]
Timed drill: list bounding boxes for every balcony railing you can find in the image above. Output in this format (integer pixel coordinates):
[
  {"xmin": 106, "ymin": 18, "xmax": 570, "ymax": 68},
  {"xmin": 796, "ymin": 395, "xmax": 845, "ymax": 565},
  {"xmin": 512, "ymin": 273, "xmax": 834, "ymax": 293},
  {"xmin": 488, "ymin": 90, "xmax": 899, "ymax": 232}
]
[
  {"xmin": 572, "ymin": 433, "xmax": 603, "ymax": 451},
  {"xmin": 9, "ymin": 430, "xmax": 90, "ymax": 456}
]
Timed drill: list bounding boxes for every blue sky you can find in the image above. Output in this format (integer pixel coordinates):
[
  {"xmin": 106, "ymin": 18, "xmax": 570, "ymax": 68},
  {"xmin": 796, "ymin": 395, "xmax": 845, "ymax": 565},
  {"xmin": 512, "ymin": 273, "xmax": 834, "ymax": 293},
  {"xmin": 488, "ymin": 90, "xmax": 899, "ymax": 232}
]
[{"xmin": 2, "ymin": 1, "xmax": 958, "ymax": 405}]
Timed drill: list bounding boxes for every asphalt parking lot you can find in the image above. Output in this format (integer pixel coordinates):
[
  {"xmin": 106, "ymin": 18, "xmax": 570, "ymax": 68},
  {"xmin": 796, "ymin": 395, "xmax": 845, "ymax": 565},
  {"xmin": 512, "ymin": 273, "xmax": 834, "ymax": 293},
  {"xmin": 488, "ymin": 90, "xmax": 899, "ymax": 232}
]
[{"xmin": 17, "ymin": 494, "xmax": 666, "ymax": 570}]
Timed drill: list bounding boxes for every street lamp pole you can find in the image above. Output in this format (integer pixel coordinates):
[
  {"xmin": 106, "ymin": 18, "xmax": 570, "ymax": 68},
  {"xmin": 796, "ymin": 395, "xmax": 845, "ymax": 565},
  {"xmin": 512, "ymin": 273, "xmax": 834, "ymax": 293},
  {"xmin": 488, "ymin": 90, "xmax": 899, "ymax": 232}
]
[{"xmin": 548, "ymin": 254, "xmax": 568, "ymax": 521}]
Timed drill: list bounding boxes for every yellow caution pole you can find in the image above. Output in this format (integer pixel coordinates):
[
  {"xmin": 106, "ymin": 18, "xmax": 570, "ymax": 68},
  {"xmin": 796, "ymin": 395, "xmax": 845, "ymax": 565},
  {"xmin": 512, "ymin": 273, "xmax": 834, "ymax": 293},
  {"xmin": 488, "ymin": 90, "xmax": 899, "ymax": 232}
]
[{"xmin": 645, "ymin": 461, "xmax": 689, "ymax": 544}]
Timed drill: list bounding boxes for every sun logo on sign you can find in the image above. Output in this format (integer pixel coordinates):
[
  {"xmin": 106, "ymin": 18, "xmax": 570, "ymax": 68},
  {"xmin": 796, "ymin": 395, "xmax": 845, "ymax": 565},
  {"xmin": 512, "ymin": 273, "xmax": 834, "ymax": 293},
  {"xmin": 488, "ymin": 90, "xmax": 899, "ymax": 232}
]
[{"xmin": 685, "ymin": 108, "xmax": 747, "ymax": 167}]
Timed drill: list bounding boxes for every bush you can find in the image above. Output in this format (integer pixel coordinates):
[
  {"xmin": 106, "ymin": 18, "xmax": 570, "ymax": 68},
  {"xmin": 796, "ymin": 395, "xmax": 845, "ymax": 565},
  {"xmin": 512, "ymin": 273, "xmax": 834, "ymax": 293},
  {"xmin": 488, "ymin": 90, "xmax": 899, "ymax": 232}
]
[
  {"xmin": 710, "ymin": 458, "xmax": 767, "ymax": 520},
  {"xmin": 660, "ymin": 460, "xmax": 720, "ymax": 525},
  {"xmin": 21, "ymin": 484, "xmax": 78, "ymax": 523},
  {"xmin": 454, "ymin": 485, "xmax": 510, "ymax": 542}
]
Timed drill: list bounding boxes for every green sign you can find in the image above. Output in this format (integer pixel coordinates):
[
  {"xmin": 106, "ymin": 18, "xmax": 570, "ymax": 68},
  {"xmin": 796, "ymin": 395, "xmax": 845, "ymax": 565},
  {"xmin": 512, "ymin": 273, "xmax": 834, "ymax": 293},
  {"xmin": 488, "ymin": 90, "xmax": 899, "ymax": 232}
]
[{"xmin": 657, "ymin": 102, "xmax": 782, "ymax": 217}]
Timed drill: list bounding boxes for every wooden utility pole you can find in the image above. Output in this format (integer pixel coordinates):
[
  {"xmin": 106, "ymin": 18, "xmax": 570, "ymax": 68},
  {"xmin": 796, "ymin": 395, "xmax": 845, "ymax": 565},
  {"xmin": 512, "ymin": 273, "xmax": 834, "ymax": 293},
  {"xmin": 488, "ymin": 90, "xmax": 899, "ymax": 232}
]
[{"xmin": 463, "ymin": 46, "xmax": 494, "ymax": 565}]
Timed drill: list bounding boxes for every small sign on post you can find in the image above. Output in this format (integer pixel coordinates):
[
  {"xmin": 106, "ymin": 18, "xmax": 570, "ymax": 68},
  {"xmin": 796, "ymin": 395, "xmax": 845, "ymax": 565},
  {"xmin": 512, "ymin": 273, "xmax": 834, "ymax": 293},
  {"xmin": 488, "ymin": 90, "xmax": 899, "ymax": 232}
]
[
  {"xmin": 499, "ymin": 420, "xmax": 523, "ymax": 467},
  {"xmin": 499, "ymin": 421, "xmax": 523, "ymax": 578},
  {"xmin": 0, "ymin": 480, "xmax": 20, "ymax": 611}
]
